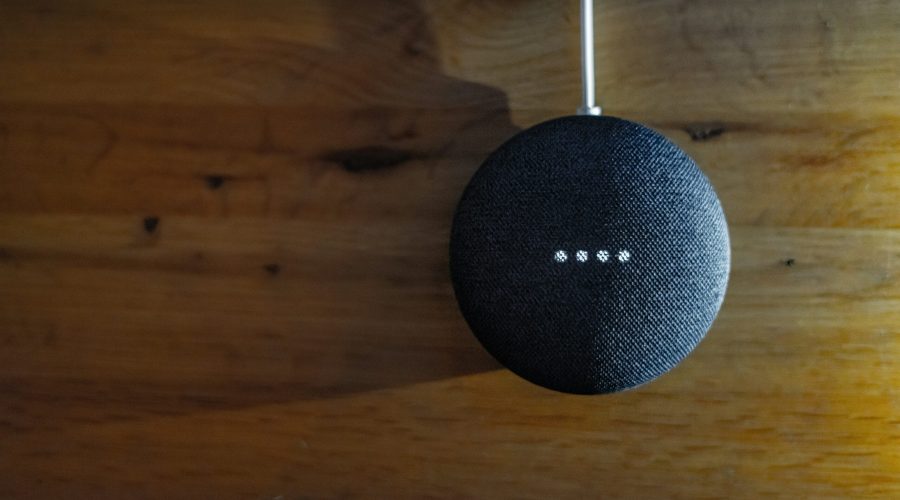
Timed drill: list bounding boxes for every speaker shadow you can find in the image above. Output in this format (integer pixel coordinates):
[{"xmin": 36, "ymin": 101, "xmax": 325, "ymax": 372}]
[{"xmin": 210, "ymin": 0, "xmax": 520, "ymax": 408}]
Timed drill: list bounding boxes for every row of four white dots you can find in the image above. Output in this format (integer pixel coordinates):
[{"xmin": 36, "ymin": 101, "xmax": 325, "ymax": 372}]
[{"xmin": 554, "ymin": 250, "xmax": 631, "ymax": 263}]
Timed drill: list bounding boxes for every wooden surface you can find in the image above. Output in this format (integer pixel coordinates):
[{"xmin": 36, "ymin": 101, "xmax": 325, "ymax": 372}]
[{"xmin": 1, "ymin": 0, "xmax": 898, "ymax": 498}]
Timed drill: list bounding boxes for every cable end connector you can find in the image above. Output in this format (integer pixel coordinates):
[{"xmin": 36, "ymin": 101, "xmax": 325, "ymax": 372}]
[{"xmin": 577, "ymin": 105, "xmax": 602, "ymax": 116}]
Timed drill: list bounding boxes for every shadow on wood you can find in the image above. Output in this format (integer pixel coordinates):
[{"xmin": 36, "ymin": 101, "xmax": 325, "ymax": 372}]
[{"xmin": 0, "ymin": 0, "xmax": 519, "ymax": 424}]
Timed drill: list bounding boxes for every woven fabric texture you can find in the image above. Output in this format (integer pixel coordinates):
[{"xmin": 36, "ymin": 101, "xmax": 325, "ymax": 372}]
[{"xmin": 450, "ymin": 115, "xmax": 730, "ymax": 394}]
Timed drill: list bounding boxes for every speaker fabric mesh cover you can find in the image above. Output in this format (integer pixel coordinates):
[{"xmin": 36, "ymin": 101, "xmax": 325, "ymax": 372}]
[{"xmin": 450, "ymin": 115, "xmax": 730, "ymax": 394}]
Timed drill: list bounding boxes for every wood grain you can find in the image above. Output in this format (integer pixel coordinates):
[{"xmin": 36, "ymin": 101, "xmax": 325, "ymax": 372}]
[{"xmin": 0, "ymin": 0, "xmax": 898, "ymax": 498}]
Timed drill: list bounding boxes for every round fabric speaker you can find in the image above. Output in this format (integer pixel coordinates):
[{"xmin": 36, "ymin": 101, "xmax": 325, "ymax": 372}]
[{"xmin": 450, "ymin": 115, "xmax": 730, "ymax": 394}]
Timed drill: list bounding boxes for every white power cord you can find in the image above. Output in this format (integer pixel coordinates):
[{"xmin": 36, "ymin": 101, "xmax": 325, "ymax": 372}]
[{"xmin": 577, "ymin": 0, "xmax": 602, "ymax": 116}]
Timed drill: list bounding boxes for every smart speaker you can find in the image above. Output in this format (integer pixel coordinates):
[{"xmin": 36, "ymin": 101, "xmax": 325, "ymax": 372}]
[{"xmin": 449, "ymin": 0, "xmax": 730, "ymax": 394}]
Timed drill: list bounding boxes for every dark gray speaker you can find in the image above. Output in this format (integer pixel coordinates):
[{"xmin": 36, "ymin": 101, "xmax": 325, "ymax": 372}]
[{"xmin": 449, "ymin": 115, "xmax": 730, "ymax": 394}]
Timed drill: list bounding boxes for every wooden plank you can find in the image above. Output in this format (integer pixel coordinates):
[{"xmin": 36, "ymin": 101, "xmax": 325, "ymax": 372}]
[{"xmin": 0, "ymin": 104, "xmax": 898, "ymax": 228}]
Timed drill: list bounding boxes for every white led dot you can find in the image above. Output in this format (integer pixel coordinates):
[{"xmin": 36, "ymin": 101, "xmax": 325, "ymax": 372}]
[
  {"xmin": 617, "ymin": 250, "xmax": 631, "ymax": 263},
  {"xmin": 596, "ymin": 250, "xmax": 609, "ymax": 262},
  {"xmin": 576, "ymin": 250, "xmax": 588, "ymax": 262},
  {"xmin": 554, "ymin": 250, "xmax": 568, "ymax": 263}
]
